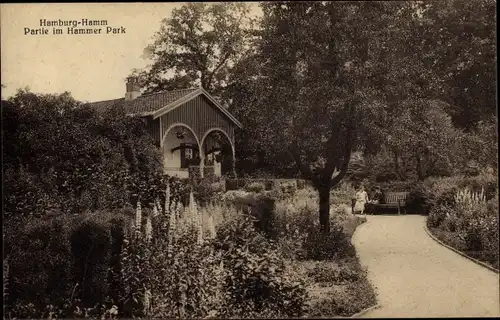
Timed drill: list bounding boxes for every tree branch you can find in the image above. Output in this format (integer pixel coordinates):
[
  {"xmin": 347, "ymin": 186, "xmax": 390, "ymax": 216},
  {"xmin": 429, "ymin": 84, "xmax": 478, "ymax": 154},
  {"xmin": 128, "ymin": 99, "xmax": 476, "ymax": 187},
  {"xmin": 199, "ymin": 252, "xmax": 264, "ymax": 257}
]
[
  {"xmin": 288, "ymin": 145, "xmax": 314, "ymax": 181},
  {"xmin": 206, "ymin": 51, "xmax": 232, "ymax": 89},
  {"xmin": 330, "ymin": 142, "xmax": 352, "ymax": 187},
  {"xmin": 330, "ymin": 105, "xmax": 355, "ymax": 188}
]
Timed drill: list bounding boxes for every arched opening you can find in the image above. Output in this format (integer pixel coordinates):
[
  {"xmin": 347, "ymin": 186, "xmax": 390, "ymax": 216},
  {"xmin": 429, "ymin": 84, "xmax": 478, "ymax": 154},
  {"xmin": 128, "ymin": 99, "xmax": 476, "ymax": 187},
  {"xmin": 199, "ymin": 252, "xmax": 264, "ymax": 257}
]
[
  {"xmin": 201, "ymin": 128, "xmax": 235, "ymax": 178},
  {"xmin": 162, "ymin": 124, "xmax": 201, "ymax": 178}
]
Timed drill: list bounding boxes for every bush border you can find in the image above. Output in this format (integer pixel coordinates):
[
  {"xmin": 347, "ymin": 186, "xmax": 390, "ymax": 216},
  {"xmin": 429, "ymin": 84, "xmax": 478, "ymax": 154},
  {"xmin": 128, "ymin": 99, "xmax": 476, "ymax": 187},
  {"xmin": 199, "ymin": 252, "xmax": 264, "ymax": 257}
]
[
  {"xmin": 424, "ymin": 223, "xmax": 499, "ymax": 274},
  {"xmin": 349, "ymin": 303, "xmax": 381, "ymax": 318},
  {"xmin": 348, "ymin": 216, "xmax": 381, "ymax": 318}
]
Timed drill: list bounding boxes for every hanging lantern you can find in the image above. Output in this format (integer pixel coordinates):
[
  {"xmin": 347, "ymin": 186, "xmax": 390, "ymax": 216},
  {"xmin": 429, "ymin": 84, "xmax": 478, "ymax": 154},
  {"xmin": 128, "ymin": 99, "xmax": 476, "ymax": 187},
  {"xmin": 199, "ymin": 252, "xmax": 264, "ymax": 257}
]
[{"xmin": 176, "ymin": 129, "xmax": 185, "ymax": 139}]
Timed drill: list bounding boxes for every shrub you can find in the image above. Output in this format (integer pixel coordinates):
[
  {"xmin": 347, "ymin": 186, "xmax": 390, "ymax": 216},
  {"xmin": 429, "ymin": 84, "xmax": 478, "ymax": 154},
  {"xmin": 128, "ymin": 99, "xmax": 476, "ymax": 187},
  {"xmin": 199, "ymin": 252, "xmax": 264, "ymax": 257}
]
[
  {"xmin": 244, "ymin": 181, "xmax": 266, "ymax": 193},
  {"xmin": 407, "ymin": 183, "xmax": 432, "ymax": 214},
  {"xmin": 220, "ymin": 190, "xmax": 253, "ymax": 205},
  {"xmin": 279, "ymin": 181, "xmax": 297, "ymax": 198},
  {"xmin": 226, "ymin": 178, "xmax": 247, "ymax": 190},
  {"xmin": 264, "ymin": 180, "xmax": 275, "ymax": 190},
  {"xmin": 454, "ymin": 203, "xmax": 491, "ymax": 252},
  {"xmin": 250, "ymin": 196, "xmax": 277, "ymax": 239},
  {"xmin": 192, "ymin": 177, "xmax": 221, "ymax": 207},
  {"xmin": 296, "ymin": 179, "xmax": 306, "ymax": 190},
  {"xmin": 70, "ymin": 217, "xmax": 112, "ymax": 307},
  {"xmin": 214, "ymin": 214, "xmax": 308, "ymax": 318},
  {"xmin": 4, "ymin": 209, "xmax": 132, "ymax": 319},
  {"xmin": 3, "ymin": 91, "xmax": 164, "ymax": 217},
  {"xmin": 230, "ymin": 194, "xmax": 277, "ymax": 240},
  {"xmin": 138, "ymin": 226, "xmax": 222, "ymax": 319},
  {"xmin": 225, "ymin": 178, "xmax": 239, "ymax": 191},
  {"xmin": 330, "ymin": 182, "xmax": 356, "ymax": 206},
  {"xmin": 116, "ymin": 195, "xmax": 223, "ymax": 319},
  {"xmin": 307, "ymin": 262, "xmax": 360, "ymax": 285},
  {"xmin": 307, "ymin": 259, "xmax": 376, "ymax": 317},
  {"xmin": 427, "ymin": 204, "xmax": 452, "ymax": 228},
  {"xmin": 303, "ymin": 223, "xmax": 356, "ymax": 261},
  {"xmin": 427, "ymin": 184, "xmax": 499, "ymax": 269},
  {"xmin": 458, "ymin": 172, "xmax": 497, "ymax": 200},
  {"xmin": 6, "ymin": 215, "xmax": 74, "ymax": 316}
]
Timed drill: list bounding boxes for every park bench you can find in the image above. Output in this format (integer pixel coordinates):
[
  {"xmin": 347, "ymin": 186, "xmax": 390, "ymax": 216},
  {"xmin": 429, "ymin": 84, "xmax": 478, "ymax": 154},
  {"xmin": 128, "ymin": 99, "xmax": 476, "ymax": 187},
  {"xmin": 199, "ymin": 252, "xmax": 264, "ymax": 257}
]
[{"xmin": 370, "ymin": 192, "xmax": 410, "ymax": 215}]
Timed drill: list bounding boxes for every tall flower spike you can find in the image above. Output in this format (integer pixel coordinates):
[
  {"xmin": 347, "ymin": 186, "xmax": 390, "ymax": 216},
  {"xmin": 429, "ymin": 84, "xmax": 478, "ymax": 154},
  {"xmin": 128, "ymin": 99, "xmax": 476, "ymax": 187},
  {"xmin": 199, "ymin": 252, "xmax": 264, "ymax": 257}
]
[
  {"xmin": 144, "ymin": 289, "xmax": 151, "ymax": 315},
  {"xmin": 195, "ymin": 202, "xmax": 203, "ymax": 245},
  {"xmin": 169, "ymin": 204, "xmax": 177, "ymax": 232},
  {"xmin": 177, "ymin": 201, "xmax": 184, "ymax": 219},
  {"xmin": 152, "ymin": 202, "xmax": 159, "ymax": 217},
  {"xmin": 189, "ymin": 191, "xmax": 197, "ymax": 226},
  {"xmin": 145, "ymin": 213, "xmax": 153, "ymax": 242},
  {"xmin": 207, "ymin": 214, "xmax": 216, "ymax": 240},
  {"xmin": 165, "ymin": 184, "xmax": 171, "ymax": 214},
  {"xmin": 136, "ymin": 200, "xmax": 142, "ymax": 230},
  {"xmin": 167, "ymin": 206, "xmax": 177, "ymax": 257}
]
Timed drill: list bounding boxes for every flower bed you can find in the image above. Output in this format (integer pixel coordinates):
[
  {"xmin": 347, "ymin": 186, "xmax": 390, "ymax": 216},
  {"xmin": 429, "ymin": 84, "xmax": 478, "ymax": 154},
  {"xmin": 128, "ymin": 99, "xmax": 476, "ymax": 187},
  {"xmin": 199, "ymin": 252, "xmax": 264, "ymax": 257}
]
[
  {"xmin": 272, "ymin": 185, "xmax": 378, "ymax": 317},
  {"xmin": 425, "ymin": 174, "xmax": 499, "ymax": 270},
  {"xmin": 4, "ymin": 181, "xmax": 377, "ymax": 319}
]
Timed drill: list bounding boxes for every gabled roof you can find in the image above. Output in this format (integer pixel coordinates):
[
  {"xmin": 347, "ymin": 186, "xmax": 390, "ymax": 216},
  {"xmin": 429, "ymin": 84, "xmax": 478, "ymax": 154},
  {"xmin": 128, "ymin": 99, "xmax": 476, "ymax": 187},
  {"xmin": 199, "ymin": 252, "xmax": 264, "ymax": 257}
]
[{"xmin": 86, "ymin": 87, "xmax": 243, "ymax": 128}]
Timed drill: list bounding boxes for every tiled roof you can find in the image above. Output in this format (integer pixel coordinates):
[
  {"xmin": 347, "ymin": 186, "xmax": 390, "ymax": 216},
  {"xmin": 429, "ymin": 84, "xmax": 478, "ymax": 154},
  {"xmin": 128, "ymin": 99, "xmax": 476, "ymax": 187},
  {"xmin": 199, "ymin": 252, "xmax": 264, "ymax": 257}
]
[{"xmin": 86, "ymin": 88, "xmax": 200, "ymax": 115}]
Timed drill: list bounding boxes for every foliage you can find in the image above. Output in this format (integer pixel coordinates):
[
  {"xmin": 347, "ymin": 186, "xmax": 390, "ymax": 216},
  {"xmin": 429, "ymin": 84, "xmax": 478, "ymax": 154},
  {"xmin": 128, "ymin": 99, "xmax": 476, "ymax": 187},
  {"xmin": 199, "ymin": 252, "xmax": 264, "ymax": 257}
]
[
  {"xmin": 384, "ymin": 99, "xmax": 464, "ymax": 180},
  {"xmin": 273, "ymin": 192, "xmax": 359, "ymax": 261},
  {"xmin": 308, "ymin": 279, "xmax": 376, "ymax": 317},
  {"xmin": 407, "ymin": 0, "xmax": 496, "ymax": 130},
  {"xmin": 214, "ymin": 214, "xmax": 309, "ymax": 318},
  {"xmin": 191, "ymin": 176, "xmax": 225, "ymax": 207},
  {"xmin": 228, "ymin": 194, "xmax": 278, "ymax": 240},
  {"xmin": 427, "ymin": 204, "xmax": 452, "ymax": 229},
  {"xmin": 426, "ymin": 179, "xmax": 499, "ymax": 269},
  {"xmin": 243, "ymin": 2, "xmax": 405, "ymax": 231},
  {"xmin": 413, "ymin": 172, "xmax": 498, "ymax": 216},
  {"xmin": 244, "ymin": 181, "xmax": 266, "ymax": 193},
  {"xmin": 133, "ymin": 2, "xmax": 256, "ymax": 99},
  {"xmin": 2, "ymin": 90, "xmax": 163, "ymax": 217},
  {"xmin": 307, "ymin": 262, "xmax": 360, "ymax": 285},
  {"xmin": 304, "ymin": 223, "xmax": 356, "ymax": 261},
  {"xmin": 5, "ymin": 180, "xmax": 318, "ymax": 319},
  {"xmin": 3, "ymin": 210, "xmax": 131, "ymax": 319},
  {"xmin": 330, "ymin": 182, "xmax": 356, "ymax": 206},
  {"xmin": 307, "ymin": 258, "xmax": 376, "ymax": 317}
]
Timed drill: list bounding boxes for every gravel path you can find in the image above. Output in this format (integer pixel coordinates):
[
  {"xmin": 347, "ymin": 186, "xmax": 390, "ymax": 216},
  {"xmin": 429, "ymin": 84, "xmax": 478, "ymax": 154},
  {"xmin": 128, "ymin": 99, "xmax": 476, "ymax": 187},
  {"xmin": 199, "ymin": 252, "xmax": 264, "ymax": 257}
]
[{"xmin": 352, "ymin": 214, "xmax": 500, "ymax": 318}]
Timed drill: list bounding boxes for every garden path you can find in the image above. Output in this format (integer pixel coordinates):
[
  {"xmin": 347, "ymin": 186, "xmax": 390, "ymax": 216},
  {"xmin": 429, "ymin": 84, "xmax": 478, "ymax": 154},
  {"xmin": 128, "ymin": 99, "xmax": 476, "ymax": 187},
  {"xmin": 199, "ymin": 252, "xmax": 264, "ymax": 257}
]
[{"xmin": 352, "ymin": 214, "xmax": 500, "ymax": 318}]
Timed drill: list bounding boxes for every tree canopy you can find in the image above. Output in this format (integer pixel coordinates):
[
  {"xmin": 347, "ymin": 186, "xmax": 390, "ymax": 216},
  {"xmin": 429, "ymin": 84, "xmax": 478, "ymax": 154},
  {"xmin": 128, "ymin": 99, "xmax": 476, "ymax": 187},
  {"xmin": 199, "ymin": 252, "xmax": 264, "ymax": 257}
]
[{"xmin": 133, "ymin": 2, "xmax": 257, "ymax": 99}]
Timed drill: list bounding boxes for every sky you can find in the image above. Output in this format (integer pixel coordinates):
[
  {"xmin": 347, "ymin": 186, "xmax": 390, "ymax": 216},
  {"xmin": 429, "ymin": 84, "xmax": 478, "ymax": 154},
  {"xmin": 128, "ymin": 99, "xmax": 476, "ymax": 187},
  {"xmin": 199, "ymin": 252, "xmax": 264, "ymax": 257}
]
[{"xmin": 1, "ymin": 2, "xmax": 262, "ymax": 103}]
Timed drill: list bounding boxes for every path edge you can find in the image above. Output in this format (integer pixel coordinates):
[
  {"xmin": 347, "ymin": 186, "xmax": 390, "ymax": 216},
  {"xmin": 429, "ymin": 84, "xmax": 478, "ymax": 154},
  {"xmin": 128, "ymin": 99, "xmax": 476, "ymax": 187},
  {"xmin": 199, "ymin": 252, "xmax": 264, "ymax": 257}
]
[
  {"xmin": 424, "ymin": 223, "xmax": 499, "ymax": 274},
  {"xmin": 350, "ymin": 303, "xmax": 381, "ymax": 318},
  {"xmin": 349, "ymin": 216, "xmax": 381, "ymax": 319}
]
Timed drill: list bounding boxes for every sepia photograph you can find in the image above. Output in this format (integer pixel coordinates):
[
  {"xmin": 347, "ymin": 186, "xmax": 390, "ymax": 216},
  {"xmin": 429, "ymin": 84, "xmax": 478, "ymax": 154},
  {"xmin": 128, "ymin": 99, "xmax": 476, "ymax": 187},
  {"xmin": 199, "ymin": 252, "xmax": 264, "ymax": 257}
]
[{"xmin": 1, "ymin": 1, "xmax": 498, "ymax": 318}]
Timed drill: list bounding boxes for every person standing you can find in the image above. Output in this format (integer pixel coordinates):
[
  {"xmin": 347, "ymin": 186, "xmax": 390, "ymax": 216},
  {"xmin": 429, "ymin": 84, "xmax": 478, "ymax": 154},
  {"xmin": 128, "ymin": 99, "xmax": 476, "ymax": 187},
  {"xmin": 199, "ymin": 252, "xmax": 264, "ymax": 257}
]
[{"xmin": 354, "ymin": 185, "xmax": 369, "ymax": 215}]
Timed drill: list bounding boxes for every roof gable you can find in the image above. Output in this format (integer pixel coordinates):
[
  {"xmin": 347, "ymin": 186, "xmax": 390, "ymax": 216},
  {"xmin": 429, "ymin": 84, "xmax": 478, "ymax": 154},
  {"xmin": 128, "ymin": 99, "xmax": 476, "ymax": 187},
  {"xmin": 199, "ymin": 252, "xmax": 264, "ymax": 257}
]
[{"xmin": 86, "ymin": 87, "xmax": 242, "ymax": 128}]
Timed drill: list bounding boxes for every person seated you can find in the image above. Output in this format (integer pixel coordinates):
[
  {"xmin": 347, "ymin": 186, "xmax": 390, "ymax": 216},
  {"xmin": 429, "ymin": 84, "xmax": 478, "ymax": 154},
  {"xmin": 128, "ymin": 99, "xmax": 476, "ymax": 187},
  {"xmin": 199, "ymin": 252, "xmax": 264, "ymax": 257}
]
[{"xmin": 371, "ymin": 186, "xmax": 385, "ymax": 204}]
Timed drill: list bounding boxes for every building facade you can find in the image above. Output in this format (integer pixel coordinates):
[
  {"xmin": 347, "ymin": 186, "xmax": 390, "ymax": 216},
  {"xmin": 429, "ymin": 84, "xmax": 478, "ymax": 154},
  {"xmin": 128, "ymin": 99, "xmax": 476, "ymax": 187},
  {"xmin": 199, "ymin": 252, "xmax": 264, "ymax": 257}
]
[{"xmin": 88, "ymin": 78, "xmax": 243, "ymax": 178}]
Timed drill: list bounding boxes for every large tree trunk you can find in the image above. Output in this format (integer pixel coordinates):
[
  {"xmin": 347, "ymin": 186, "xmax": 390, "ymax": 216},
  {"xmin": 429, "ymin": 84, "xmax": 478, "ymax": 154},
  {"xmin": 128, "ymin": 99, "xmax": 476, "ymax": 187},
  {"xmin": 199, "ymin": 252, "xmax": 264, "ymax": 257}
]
[
  {"xmin": 393, "ymin": 151, "xmax": 405, "ymax": 180},
  {"xmin": 318, "ymin": 185, "xmax": 330, "ymax": 234},
  {"xmin": 416, "ymin": 154, "xmax": 424, "ymax": 181}
]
